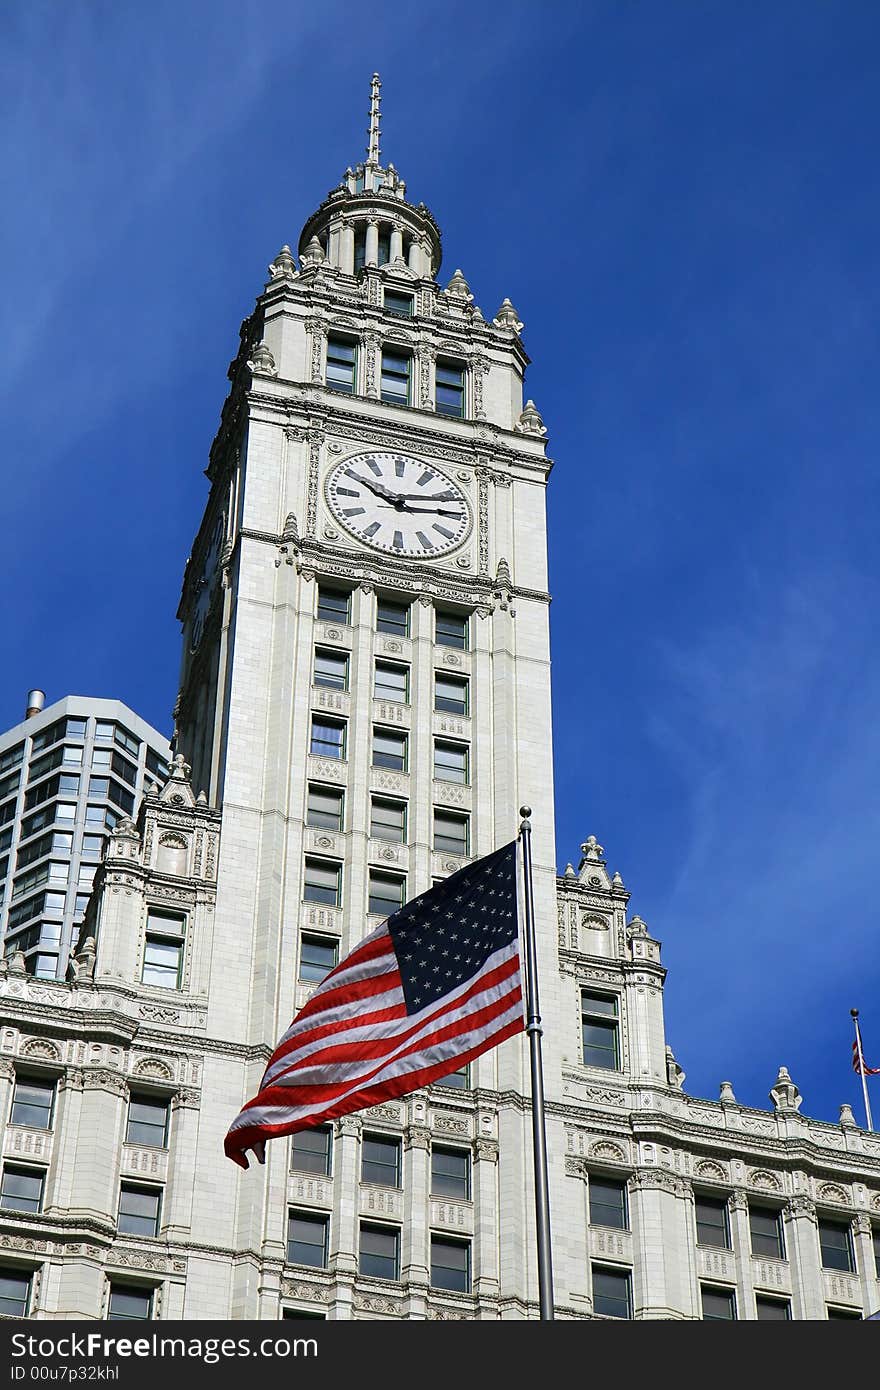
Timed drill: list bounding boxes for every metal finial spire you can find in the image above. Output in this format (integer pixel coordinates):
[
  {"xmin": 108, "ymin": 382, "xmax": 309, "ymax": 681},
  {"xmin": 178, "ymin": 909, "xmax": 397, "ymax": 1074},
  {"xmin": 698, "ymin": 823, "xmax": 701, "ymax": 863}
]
[{"xmin": 366, "ymin": 72, "xmax": 381, "ymax": 166}]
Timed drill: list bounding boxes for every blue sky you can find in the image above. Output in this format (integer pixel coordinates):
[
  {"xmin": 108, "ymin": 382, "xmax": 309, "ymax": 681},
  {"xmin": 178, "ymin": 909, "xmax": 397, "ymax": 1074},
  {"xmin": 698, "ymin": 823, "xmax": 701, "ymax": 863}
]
[{"xmin": 3, "ymin": 2, "xmax": 879, "ymax": 1125}]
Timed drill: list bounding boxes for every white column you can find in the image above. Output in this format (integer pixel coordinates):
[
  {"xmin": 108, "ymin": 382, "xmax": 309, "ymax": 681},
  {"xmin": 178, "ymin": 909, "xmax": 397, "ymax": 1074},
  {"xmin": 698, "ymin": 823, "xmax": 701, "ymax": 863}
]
[
  {"xmin": 390, "ymin": 223, "xmax": 404, "ymax": 262},
  {"xmin": 408, "ymin": 238, "xmax": 421, "ymax": 274},
  {"xmin": 365, "ymin": 219, "xmax": 379, "ymax": 267},
  {"xmin": 402, "ymin": 1123, "xmax": 430, "ymax": 1311},
  {"xmin": 472, "ymin": 1138, "xmax": 500, "ymax": 1312},
  {"xmin": 783, "ymin": 1196, "xmax": 824, "ymax": 1318},
  {"xmin": 853, "ymin": 1213, "xmax": 878, "ymax": 1313},
  {"xmin": 327, "ymin": 219, "xmax": 343, "ymax": 267},
  {"xmin": 164, "ymin": 1089, "xmax": 201, "ymax": 1237},
  {"xmin": 341, "ymin": 221, "xmax": 355, "ymax": 274},
  {"xmin": 329, "ymin": 1115, "xmax": 360, "ymax": 1318},
  {"xmin": 728, "ymin": 1190, "xmax": 756, "ymax": 1318}
]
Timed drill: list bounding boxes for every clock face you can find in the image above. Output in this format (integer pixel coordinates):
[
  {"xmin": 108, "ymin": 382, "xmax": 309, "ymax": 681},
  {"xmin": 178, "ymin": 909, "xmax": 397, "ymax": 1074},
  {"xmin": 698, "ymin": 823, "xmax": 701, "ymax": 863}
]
[
  {"xmin": 325, "ymin": 452, "xmax": 470, "ymax": 557},
  {"xmin": 190, "ymin": 514, "xmax": 225, "ymax": 652}
]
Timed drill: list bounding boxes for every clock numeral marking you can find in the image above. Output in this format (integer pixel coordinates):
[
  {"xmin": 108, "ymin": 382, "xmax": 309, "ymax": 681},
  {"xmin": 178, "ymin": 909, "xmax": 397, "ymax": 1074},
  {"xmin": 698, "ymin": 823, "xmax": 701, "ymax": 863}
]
[
  {"xmin": 416, "ymin": 471, "xmax": 433, "ymax": 488},
  {"xmin": 366, "ymin": 459, "xmax": 383, "ymax": 477},
  {"xmin": 433, "ymin": 523, "xmax": 455, "ymax": 540},
  {"xmin": 335, "ymin": 485, "xmax": 360, "ymax": 497},
  {"xmin": 392, "ymin": 530, "xmax": 404, "ymax": 551},
  {"xmin": 416, "ymin": 531, "xmax": 433, "ymax": 550},
  {"xmin": 394, "ymin": 460, "xmax": 406, "ymax": 478},
  {"xmin": 342, "ymin": 506, "xmax": 366, "ymax": 517},
  {"xmin": 363, "ymin": 521, "xmax": 381, "ymax": 539},
  {"xmin": 345, "ymin": 468, "xmax": 364, "ymax": 480}
]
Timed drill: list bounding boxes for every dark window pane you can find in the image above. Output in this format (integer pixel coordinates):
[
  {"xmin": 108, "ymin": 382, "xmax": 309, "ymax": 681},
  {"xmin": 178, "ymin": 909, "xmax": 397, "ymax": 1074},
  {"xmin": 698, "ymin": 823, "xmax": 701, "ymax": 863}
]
[
  {"xmin": 433, "ymin": 811, "xmax": 468, "ymax": 856},
  {"xmin": 434, "ymin": 675, "xmax": 468, "ymax": 715},
  {"xmin": 368, "ymin": 872, "xmax": 405, "ymax": 917},
  {"xmin": 384, "ymin": 291, "xmax": 412, "ymax": 317},
  {"xmin": 431, "ymin": 1238, "xmax": 470, "ymax": 1292},
  {"xmin": 290, "ymin": 1127, "xmax": 332, "ymax": 1176},
  {"xmin": 590, "ymin": 1178, "xmax": 628, "ymax": 1230},
  {"xmin": 303, "ymin": 859, "xmax": 341, "ymax": 907},
  {"xmin": 431, "ymin": 1147, "xmax": 470, "ymax": 1200},
  {"xmin": 373, "ymin": 730, "xmax": 407, "ymax": 772},
  {"xmin": 359, "ymin": 1224, "xmax": 399, "ymax": 1279},
  {"xmin": 11, "ymin": 1079, "xmax": 54, "ymax": 1130},
  {"xmin": 434, "ymin": 1065, "xmax": 470, "ymax": 1090},
  {"xmin": 370, "ymin": 798, "xmax": 406, "ymax": 842},
  {"xmin": 0, "ymin": 1167, "xmax": 44, "ymax": 1213},
  {"xmin": 362, "ymin": 1135, "xmax": 401, "ymax": 1187},
  {"xmin": 593, "ymin": 1267, "xmax": 631, "ymax": 1318},
  {"xmin": 749, "ymin": 1205, "xmax": 784, "ymax": 1259},
  {"xmin": 314, "ymin": 650, "xmax": 349, "ymax": 690},
  {"xmin": 695, "ymin": 1196, "xmax": 730, "ymax": 1249},
  {"xmin": 287, "ymin": 1212, "xmax": 329, "ymax": 1268},
  {"xmin": 307, "ymin": 786, "xmax": 344, "ymax": 832},
  {"xmin": 317, "ymin": 588, "xmax": 351, "ymax": 624},
  {"xmin": 701, "ymin": 1286, "xmax": 736, "ymax": 1320},
  {"xmin": 756, "ymin": 1297, "xmax": 790, "ymax": 1320},
  {"xmin": 435, "ymin": 611, "xmax": 468, "ymax": 649},
  {"xmin": 300, "ymin": 935, "xmax": 338, "ymax": 984},
  {"xmin": 126, "ymin": 1098, "xmax": 169, "ymax": 1148},
  {"xmin": 376, "ymin": 600, "xmax": 410, "ymax": 637},
  {"xmin": 0, "ymin": 1269, "xmax": 31, "ymax": 1317},
  {"xmin": 819, "ymin": 1220, "xmax": 854, "ymax": 1272},
  {"xmin": 117, "ymin": 1185, "xmax": 161, "ymax": 1237},
  {"xmin": 108, "ymin": 1286, "xmax": 153, "ymax": 1320},
  {"xmin": 310, "ymin": 719, "xmax": 346, "ymax": 760}
]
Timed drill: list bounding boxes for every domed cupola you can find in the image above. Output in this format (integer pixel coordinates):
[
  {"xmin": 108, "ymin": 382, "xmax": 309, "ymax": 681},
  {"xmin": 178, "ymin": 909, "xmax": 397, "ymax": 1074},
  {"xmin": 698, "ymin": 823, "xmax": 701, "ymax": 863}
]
[{"xmin": 298, "ymin": 74, "xmax": 442, "ymax": 281}]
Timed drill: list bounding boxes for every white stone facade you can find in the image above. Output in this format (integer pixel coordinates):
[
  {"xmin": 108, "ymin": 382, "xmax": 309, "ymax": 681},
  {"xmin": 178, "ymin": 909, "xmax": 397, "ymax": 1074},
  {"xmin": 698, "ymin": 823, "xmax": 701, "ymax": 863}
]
[{"xmin": 1, "ymin": 91, "xmax": 879, "ymax": 1321}]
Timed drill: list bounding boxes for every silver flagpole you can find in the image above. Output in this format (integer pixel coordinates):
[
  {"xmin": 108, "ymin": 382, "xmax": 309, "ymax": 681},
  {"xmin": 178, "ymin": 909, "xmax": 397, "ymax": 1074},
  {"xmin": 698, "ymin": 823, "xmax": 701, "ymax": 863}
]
[
  {"xmin": 519, "ymin": 806, "xmax": 555, "ymax": 1320},
  {"xmin": 852, "ymin": 1009, "xmax": 875, "ymax": 1133}
]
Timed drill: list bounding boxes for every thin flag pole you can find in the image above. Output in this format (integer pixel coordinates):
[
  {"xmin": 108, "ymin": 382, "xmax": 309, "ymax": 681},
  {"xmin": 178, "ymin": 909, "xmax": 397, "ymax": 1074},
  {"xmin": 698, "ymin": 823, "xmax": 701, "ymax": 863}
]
[
  {"xmin": 852, "ymin": 1008, "xmax": 875, "ymax": 1133},
  {"xmin": 519, "ymin": 806, "xmax": 555, "ymax": 1321}
]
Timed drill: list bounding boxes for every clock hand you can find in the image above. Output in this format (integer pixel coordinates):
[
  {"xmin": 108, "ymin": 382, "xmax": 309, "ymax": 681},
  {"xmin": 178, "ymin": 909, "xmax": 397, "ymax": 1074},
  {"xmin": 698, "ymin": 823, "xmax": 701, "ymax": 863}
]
[
  {"xmin": 377, "ymin": 504, "xmax": 463, "ymax": 519},
  {"xmin": 348, "ymin": 474, "xmax": 400, "ymax": 504}
]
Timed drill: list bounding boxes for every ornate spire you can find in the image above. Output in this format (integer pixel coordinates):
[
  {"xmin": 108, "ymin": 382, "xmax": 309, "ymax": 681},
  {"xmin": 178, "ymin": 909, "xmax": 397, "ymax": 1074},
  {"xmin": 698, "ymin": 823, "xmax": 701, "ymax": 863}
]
[{"xmin": 366, "ymin": 72, "xmax": 382, "ymax": 167}]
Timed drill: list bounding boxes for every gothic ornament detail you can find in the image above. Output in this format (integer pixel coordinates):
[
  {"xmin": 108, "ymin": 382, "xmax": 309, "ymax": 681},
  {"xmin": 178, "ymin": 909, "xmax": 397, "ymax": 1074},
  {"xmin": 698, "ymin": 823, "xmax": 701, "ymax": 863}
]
[
  {"xmin": 493, "ymin": 297, "xmax": 523, "ymax": 332},
  {"xmin": 516, "ymin": 399, "xmax": 547, "ymax": 436},
  {"xmin": 268, "ymin": 244, "xmax": 298, "ymax": 281},
  {"xmin": 247, "ymin": 342, "xmax": 277, "ymax": 377}
]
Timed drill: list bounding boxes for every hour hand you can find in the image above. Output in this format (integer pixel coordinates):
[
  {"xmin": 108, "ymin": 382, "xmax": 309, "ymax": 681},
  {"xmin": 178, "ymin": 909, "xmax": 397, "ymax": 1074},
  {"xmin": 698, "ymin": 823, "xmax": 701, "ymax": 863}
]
[{"xmin": 349, "ymin": 474, "xmax": 398, "ymax": 503}]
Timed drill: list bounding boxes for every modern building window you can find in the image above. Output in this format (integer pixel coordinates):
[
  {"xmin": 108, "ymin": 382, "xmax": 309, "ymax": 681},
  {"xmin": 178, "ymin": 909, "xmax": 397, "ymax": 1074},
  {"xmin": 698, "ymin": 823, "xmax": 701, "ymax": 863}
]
[
  {"xmin": 370, "ymin": 797, "xmax": 407, "ymax": 843},
  {"xmin": 0, "ymin": 1166, "xmax": 44, "ymax": 1213},
  {"xmin": 94, "ymin": 722, "xmax": 115, "ymax": 742},
  {"xmin": 580, "ymin": 991, "xmax": 619, "ymax": 1070},
  {"xmin": 142, "ymin": 911, "xmax": 185, "ymax": 990},
  {"xmin": 359, "ymin": 1223, "xmax": 400, "ymax": 1280},
  {"xmin": 108, "ymin": 1284, "xmax": 153, "ymax": 1321},
  {"xmin": 695, "ymin": 1195, "xmax": 731, "ymax": 1250},
  {"xmin": 376, "ymin": 598, "xmax": 410, "ymax": 637},
  {"xmin": 317, "ymin": 586, "xmax": 351, "ymax": 625},
  {"xmin": 81, "ymin": 834, "xmax": 104, "ymax": 858},
  {"xmin": 434, "ymin": 1064, "xmax": 470, "ymax": 1090},
  {"xmin": 10, "ymin": 1077, "xmax": 55, "ymax": 1130},
  {"xmin": 313, "ymin": 648, "xmax": 349, "ymax": 691},
  {"xmin": 372, "ymin": 728, "xmax": 408, "ymax": 772},
  {"xmin": 380, "ymin": 349, "xmax": 411, "ymax": 407},
  {"xmin": 368, "ymin": 870, "xmax": 405, "ymax": 917},
  {"xmin": 756, "ymin": 1296, "xmax": 791, "ymax": 1320},
  {"xmin": 384, "ymin": 290, "xmax": 413, "ymax": 317},
  {"xmin": 589, "ymin": 1177, "xmax": 628, "ymax": 1230},
  {"xmin": 433, "ymin": 740, "xmax": 468, "ymax": 784},
  {"xmin": 749, "ymin": 1204, "xmax": 785, "ymax": 1260},
  {"xmin": 299, "ymin": 934, "xmax": 339, "ymax": 984},
  {"xmin": 435, "ymin": 360, "xmax": 466, "ymax": 418},
  {"xmin": 307, "ymin": 784, "xmax": 344, "ymax": 832},
  {"xmin": 326, "ymin": 335, "xmax": 357, "ymax": 394},
  {"xmin": 290, "ymin": 1126, "xmax": 332, "ymax": 1177},
  {"xmin": 28, "ymin": 954, "xmax": 58, "ymax": 981},
  {"xmin": 126, "ymin": 1096, "xmax": 169, "ymax": 1149},
  {"xmin": 434, "ymin": 673, "xmax": 469, "ymax": 716},
  {"xmin": 117, "ymin": 1184, "xmax": 161, "ymax": 1237},
  {"xmin": 303, "ymin": 858, "xmax": 342, "ymax": 907},
  {"xmin": 373, "ymin": 661, "xmax": 409, "ymax": 703},
  {"xmin": 361, "ymin": 1134, "xmax": 401, "ymax": 1188},
  {"xmin": 287, "ymin": 1211, "xmax": 329, "ymax": 1268},
  {"xmin": 0, "ymin": 1268, "xmax": 32, "ymax": 1317},
  {"xmin": 592, "ymin": 1266, "xmax": 632, "ymax": 1319},
  {"xmin": 819, "ymin": 1219, "xmax": 855, "ymax": 1272},
  {"xmin": 431, "ymin": 1146, "xmax": 470, "ymax": 1200},
  {"xmin": 701, "ymin": 1285, "xmax": 736, "ymax": 1320},
  {"xmin": 431, "ymin": 1237, "xmax": 470, "ymax": 1292},
  {"xmin": 0, "ymin": 742, "xmax": 25, "ymax": 772},
  {"xmin": 433, "ymin": 809, "xmax": 469, "ymax": 857},
  {"xmin": 435, "ymin": 609, "xmax": 469, "ymax": 650},
  {"xmin": 310, "ymin": 717, "xmax": 347, "ymax": 760}
]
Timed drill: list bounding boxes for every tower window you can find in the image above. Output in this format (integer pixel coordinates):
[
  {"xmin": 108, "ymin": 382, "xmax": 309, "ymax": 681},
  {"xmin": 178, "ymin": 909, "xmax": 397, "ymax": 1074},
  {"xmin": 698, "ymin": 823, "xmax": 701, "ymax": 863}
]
[
  {"xmin": 756, "ymin": 1296, "xmax": 791, "ymax": 1320},
  {"xmin": 299, "ymin": 934, "xmax": 338, "ymax": 984},
  {"xmin": 288, "ymin": 1210, "xmax": 329, "ymax": 1268},
  {"xmin": 434, "ymin": 673, "xmax": 469, "ymax": 716},
  {"xmin": 592, "ymin": 1266, "xmax": 632, "ymax": 1319},
  {"xmin": 434, "ymin": 1064, "xmax": 470, "ymax": 1089},
  {"xmin": 431, "ymin": 1237, "xmax": 471, "ymax": 1293},
  {"xmin": 10, "ymin": 1077, "xmax": 55, "ymax": 1131},
  {"xmin": 361, "ymin": 1134, "xmax": 401, "ymax": 1188},
  {"xmin": 117, "ymin": 1184, "xmax": 161, "ymax": 1237},
  {"xmin": 291, "ymin": 1125, "xmax": 332, "ymax": 1176},
  {"xmin": 384, "ymin": 290, "xmax": 413, "ymax": 318},
  {"xmin": 373, "ymin": 661, "xmax": 409, "ymax": 703},
  {"xmin": 142, "ymin": 910, "xmax": 185, "ymax": 991},
  {"xmin": 354, "ymin": 228, "xmax": 366, "ymax": 273},
  {"xmin": 313, "ymin": 648, "xmax": 349, "ymax": 691},
  {"xmin": 372, "ymin": 728, "xmax": 408, "ymax": 772},
  {"xmin": 317, "ymin": 586, "xmax": 351, "ymax": 625},
  {"xmin": 108, "ymin": 1285, "xmax": 154, "ymax": 1321},
  {"xmin": 431, "ymin": 1146, "xmax": 470, "ymax": 1200},
  {"xmin": 749, "ymin": 1204, "xmax": 785, "ymax": 1260},
  {"xmin": 381, "ymin": 349, "xmax": 411, "ymax": 407},
  {"xmin": 695, "ymin": 1195, "xmax": 730, "ymax": 1249},
  {"xmin": 303, "ymin": 858, "xmax": 342, "ymax": 907},
  {"xmin": 368, "ymin": 870, "xmax": 406, "ymax": 917},
  {"xmin": 580, "ymin": 991, "xmax": 619, "ymax": 1070},
  {"xmin": 377, "ymin": 230, "xmax": 391, "ymax": 266},
  {"xmin": 307, "ymin": 784, "xmax": 344, "ymax": 832},
  {"xmin": 819, "ymin": 1218, "xmax": 854, "ymax": 1272},
  {"xmin": 0, "ymin": 1165, "xmax": 45, "ymax": 1213},
  {"xmin": 126, "ymin": 1096, "xmax": 170, "ymax": 1149},
  {"xmin": 0, "ymin": 1268, "xmax": 32, "ymax": 1318},
  {"xmin": 370, "ymin": 797, "xmax": 407, "ymax": 843},
  {"xmin": 701, "ymin": 1286, "xmax": 736, "ymax": 1320},
  {"xmin": 436, "ymin": 360, "xmax": 466, "ymax": 418},
  {"xmin": 433, "ymin": 740, "xmax": 468, "ymax": 785},
  {"xmin": 433, "ymin": 810, "xmax": 469, "ymax": 857},
  {"xmin": 435, "ymin": 609, "xmax": 469, "ymax": 650},
  {"xmin": 589, "ymin": 1177, "xmax": 629, "ymax": 1231},
  {"xmin": 310, "ymin": 717, "xmax": 347, "ymax": 760},
  {"xmin": 377, "ymin": 598, "xmax": 410, "ymax": 637},
  {"xmin": 359, "ymin": 1223, "xmax": 400, "ymax": 1280},
  {"xmin": 326, "ymin": 336, "xmax": 357, "ymax": 394}
]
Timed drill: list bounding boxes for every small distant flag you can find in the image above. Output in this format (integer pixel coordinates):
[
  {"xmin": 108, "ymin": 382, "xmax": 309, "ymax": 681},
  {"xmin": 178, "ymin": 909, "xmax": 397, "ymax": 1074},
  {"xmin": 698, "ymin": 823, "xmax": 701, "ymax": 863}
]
[
  {"xmin": 852, "ymin": 1041, "xmax": 880, "ymax": 1077},
  {"xmin": 225, "ymin": 841, "xmax": 523, "ymax": 1169}
]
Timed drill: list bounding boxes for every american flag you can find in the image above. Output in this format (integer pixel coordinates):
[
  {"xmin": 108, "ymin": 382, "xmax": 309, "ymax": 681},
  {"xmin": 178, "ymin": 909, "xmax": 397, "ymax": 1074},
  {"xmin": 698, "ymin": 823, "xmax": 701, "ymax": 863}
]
[
  {"xmin": 852, "ymin": 1040, "xmax": 880, "ymax": 1077},
  {"xmin": 225, "ymin": 840, "xmax": 523, "ymax": 1168}
]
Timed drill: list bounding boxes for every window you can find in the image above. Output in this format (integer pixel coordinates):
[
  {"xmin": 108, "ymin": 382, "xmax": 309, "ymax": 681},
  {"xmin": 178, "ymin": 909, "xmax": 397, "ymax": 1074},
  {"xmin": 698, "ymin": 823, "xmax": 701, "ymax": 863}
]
[
  {"xmin": 146, "ymin": 748, "xmax": 170, "ymax": 781},
  {"xmin": 28, "ymin": 954, "xmax": 58, "ymax": 981},
  {"xmin": 91, "ymin": 748, "xmax": 113, "ymax": 772},
  {"xmin": 372, "ymin": 728, "xmax": 408, "ymax": 772},
  {"xmin": 317, "ymin": 586, "xmax": 351, "ymax": 625},
  {"xmin": 126, "ymin": 1096, "xmax": 169, "ymax": 1148},
  {"xmin": 359, "ymin": 1223, "xmax": 400, "ymax": 1280},
  {"xmin": 381, "ymin": 349, "xmax": 411, "ymax": 406},
  {"xmin": 819, "ymin": 1218, "xmax": 854, "ymax": 1272},
  {"xmin": 307, "ymin": 785, "xmax": 344, "ymax": 833},
  {"xmin": 377, "ymin": 230, "xmax": 391, "ymax": 265},
  {"xmin": 30, "ymin": 719, "xmax": 65, "ymax": 753},
  {"xmin": 592, "ymin": 1266, "xmax": 632, "ymax": 1319},
  {"xmin": 361, "ymin": 1135, "xmax": 401, "ymax": 1188},
  {"xmin": 303, "ymin": 859, "xmax": 342, "ymax": 907},
  {"xmin": 384, "ymin": 290, "xmax": 413, "ymax": 318},
  {"xmin": 589, "ymin": 1177, "xmax": 628, "ymax": 1231},
  {"xmin": 434, "ymin": 673, "xmax": 469, "ymax": 716},
  {"xmin": 0, "ymin": 1166, "xmax": 44, "ymax": 1213},
  {"xmin": 376, "ymin": 598, "xmax": 410, "ymax": 637},
  {"xmin": 756, "ymin": 1296, "xmax": 791, "ymax": 1320},
  {"xmin": 310, "ymin": 717, "xmax": 346, "ymax": 760},
  {"xmin": 114, "ymin": 727, "xmax": 140, "ymax": 757},
  {"xmin": 431, "ymin": 1147, "xmax": 470, "ymax": 1200},
  {"xmin": 111, "ymin": 752, "xmax": 137, "ymax": 787},
  {"xmin": 287, "ymin": 1211, "xmax": 329, "ymax": 1268},
  {"xmin": 0, "ymin": 770, "xmax": 21, "ymax": 801},
  {"xmin": 290, "ymin": 1126, "xmax": 332, "ymax": 1177},
  {"xmin": 434, "ymin": 1064, "xmax": 470, "ymax": 1090},
  {"xmin": 108, "ymin": 1284, "xmax": 153, "ymax": 1320},
  {"xmin": 436, "ymin": 360, "xmax": 465, "ymax": 418},
  {"xmin": 61, "ymin": 746, "xmax": 82, "ymax": 768},
  {"xmin": 0, "ymin": 742, "xmax": 24, "ymax": 773},
  {"xmin": 695, "ymin": 1195, "xmax": 730, "ymax": 1250},
  {"xmin": 313, "ymin": 648, "xmax": 349, "ymax": 691},
  {"xmin": 701, "ymin": 1286, "xmax": 736, "ymax": 1320},
  {"xmin": 431, "ymin": 1237, "xmax": 470, "ymax": 1292},
  {"xmin": 142, "ymin": 911, "xmax": 185, "ymax": 990},
  {"xmin": 117, "ymin": 1184, "xmax": 161, "ymax": 1237},
  {"xmin": 370, "ymin": 798, "xmax": 407, "ymax": 843},
  {"xmin": 373, "ymin": 661, "xmax": 409, "ymax": 703},
  {"xmin": 326, "ymin": 335, "xmax": 356, "ymax": 394},
  {"xmin": 433, "ymin": 810, "xmax": 469, "ymax": 857},
  {"xmin": 81, "ymin": 834, "xmax": 104, "ymax": 858},
  {"xmin": 433, "ymin": 740, "xmax": 468, "ymax": 784},
  {"xmin": 580, "ymin": 991, "xmax": 619, "ymax": 1070},
  {"xmin": 749, "ymin": 1204, "xmax": 785, "ymax": 1260},
  {"xmin": 0, "ymin": 1268, "xmax": 32, "ymax": 1317},
  {"xmin": 282, "ymin": 1309, "xmax": 326, "ymax": 1319},
  {"xmin": 827, "ymin": 1306, "xmax": 862, "ymax": 1319},
  {"xmin": 299, "ymin": 934, "xmax": 338, "ymax": 984},
  {"xmin": 89, "ymin": 778, "xmax": 110, "ymax": 797},
  {"xmin": 435, "ymin": 609, "xmax": 469, "ymax": 650},
  {"xmin": 368, "ymin": 870, "xmax": 405, "ymax": 917},
  {"xmin": 95, "ymin": 722, "xmax": 114, "ymax": 742},
  {"xmin": 10, "ymin": 1078, "xmax": 55, "ymax": 1130}
]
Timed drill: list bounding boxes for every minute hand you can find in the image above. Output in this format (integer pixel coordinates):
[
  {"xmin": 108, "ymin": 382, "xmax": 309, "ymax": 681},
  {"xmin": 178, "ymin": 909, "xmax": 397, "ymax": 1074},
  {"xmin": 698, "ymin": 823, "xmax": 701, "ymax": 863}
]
[
  {"xmin": 349, "ymin": 474, "xmax": 399, "ymax": 503},
  {"xmin": 394, "ymin": 505, "xmax": 463, "ymax": 518}
]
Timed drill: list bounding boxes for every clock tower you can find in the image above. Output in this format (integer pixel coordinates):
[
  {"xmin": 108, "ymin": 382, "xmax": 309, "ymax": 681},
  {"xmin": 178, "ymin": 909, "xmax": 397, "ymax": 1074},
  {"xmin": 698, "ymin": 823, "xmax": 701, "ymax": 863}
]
[{"xmin": 175, "ymin": 74, "xmax": 558, "ymax": 1312}]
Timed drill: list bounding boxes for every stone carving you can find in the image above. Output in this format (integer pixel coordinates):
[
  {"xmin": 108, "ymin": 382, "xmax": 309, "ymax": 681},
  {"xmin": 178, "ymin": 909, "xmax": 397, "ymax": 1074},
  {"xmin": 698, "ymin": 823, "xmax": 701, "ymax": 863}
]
[
  {"xmin": 133, "ymin": 1058, "xmax": 174, "ymax": 1082},
  {"xmin": 433, "ymin": 1114, "xmax": 469, "ymax": 1135},
  {"xmin": 247, "ymin": 342, "xmax": 277, "ymax": 377},
  {"xmin": 268, "ymin": 244, "xmax": 297, "ymax": 281},
  {"xmin": 748, "ymin": 1169, "xmax": 782, "ymax": 1191},
  {"xmin": 589, "ymin": 1140, "xmax": 626, "ymax": 1164},
  {"xmin": 404, "ymin": 1126, "xmax": 431, "ymax": 1151},
  {"xmin": 665, "ymin": 1046, "xmax": 686, "ymax": 1091},
  {"xmin": 493, "ymin": 298, "xmax": 523, "ymax": 332},
  {"xmin": 769, "ymin": 1065, "xmax": 802, "ymax": 1112},
  {"xmin": 816, "ymin": 1182, "xmax": 850, "ymax": 1206},
  {"xmin": 281, "ymin": 1281, "xmax": 330, "ymax": 1302},
  {"xmin": 363, "ymin": 331, "xmax": 380, "ymax": 398},
  {"xmin": 472, "ymin": 355, "xmax": 488, "ymax": 421},
  {"xmin": 306, "ymin": 431, "xmax": 323, "ymax": 536},
  {"xmin": 300, "ymin": 237, "xmax": 325, "ymax": 270},
  {"xmin": 21, "ymin": 1037, "xmax": 61, "ymax": 1062},
  {"xmin": 473, "ymin": 1139, "xmax": 499, "ymax": 1164},
  {"xmin": 515, "ymin": 400, "xmax": 547, "ymax": 436},
  {"xmin": 353, "ymin": 1293, "xmax": 403, "ymax": 1316},
  {"xmin": 785, "ymin": 1196, "xmax": 816, "ymax": 1220}
]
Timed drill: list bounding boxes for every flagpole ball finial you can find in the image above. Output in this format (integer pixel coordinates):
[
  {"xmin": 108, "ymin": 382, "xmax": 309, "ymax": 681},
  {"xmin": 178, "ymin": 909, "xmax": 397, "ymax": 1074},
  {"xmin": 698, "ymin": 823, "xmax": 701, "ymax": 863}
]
[
  {"xmin": 852, "ymin": 1008, "xmax": 860, "ymax": 1018},
  {"xmin": 520, "ymin": 805, "xmax": 532, "ymax": 819}
]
